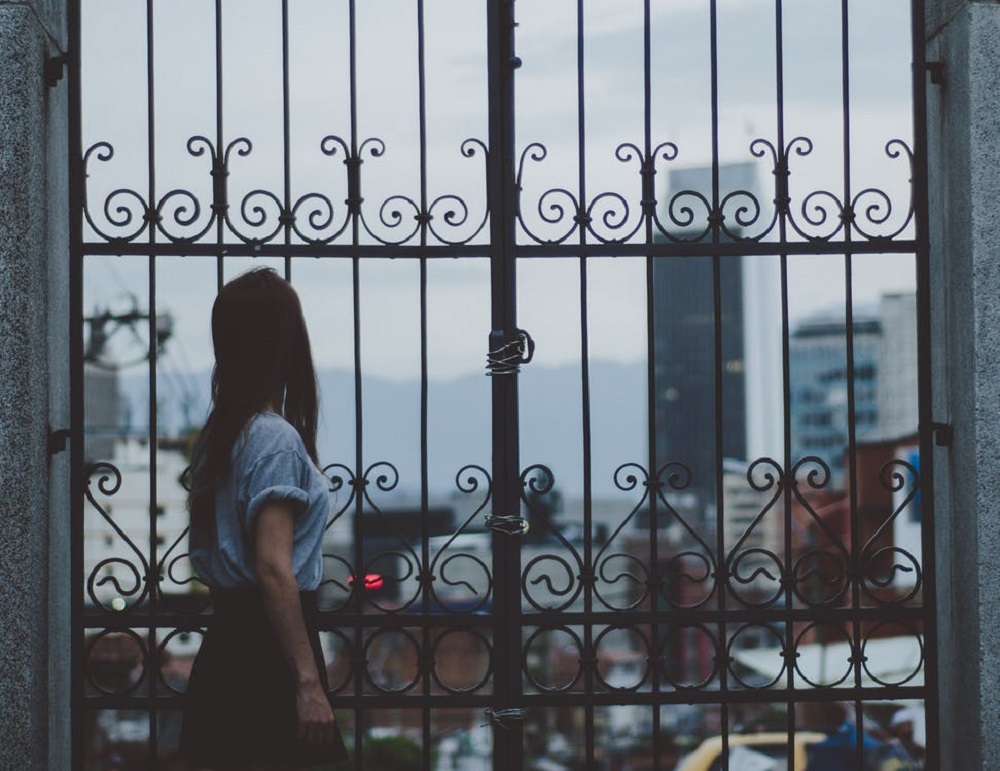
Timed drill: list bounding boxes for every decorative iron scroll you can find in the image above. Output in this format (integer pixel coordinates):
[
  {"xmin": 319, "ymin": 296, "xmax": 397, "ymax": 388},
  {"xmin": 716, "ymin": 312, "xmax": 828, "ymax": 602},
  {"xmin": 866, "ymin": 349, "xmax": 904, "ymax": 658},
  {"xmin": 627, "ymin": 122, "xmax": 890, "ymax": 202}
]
[
  {"xmin": 82, "ymin": 134, "xmax": 913, "ymax": 248},
  {"xmin": 82, "ymin": 136, "xmax": 490, "ymax": 247},
  {"xmin": 520, "ymin": 464, "xmax": 585, "ymax": 613},
  {"xmin": 861, "ymin": 459, "xmax": 922, "ymax": 605},
  {"xmin": 84, "ymin": 462, "xmax": 150, "ymax": 612},
  {"xmin": 429, "ymin": 465, "xmax": 494, "ymax": 614},
  {"xmin": 514, "ymin": 137, "xmax": 914, "ymax": 245},
  {"xmin": 512, "ymin": 456, "xmax": 925, "ymax": 695}
]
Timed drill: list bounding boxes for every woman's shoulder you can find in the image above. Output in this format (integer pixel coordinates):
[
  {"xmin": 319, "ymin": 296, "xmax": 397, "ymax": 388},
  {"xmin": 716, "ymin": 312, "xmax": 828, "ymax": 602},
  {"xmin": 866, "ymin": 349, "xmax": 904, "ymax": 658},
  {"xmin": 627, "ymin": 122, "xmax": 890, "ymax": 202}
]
[{"xmin": 239, "ymin": 411, "xmax": 308, "ymax": 464}]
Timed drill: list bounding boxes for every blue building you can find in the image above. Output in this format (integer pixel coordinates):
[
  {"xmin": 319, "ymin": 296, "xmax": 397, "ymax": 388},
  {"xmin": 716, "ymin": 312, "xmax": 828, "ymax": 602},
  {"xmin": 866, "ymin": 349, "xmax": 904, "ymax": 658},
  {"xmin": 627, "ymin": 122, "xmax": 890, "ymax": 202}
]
[{"xmin": 788, "ymin": 309, "xmax": 882, "ymax": 483}]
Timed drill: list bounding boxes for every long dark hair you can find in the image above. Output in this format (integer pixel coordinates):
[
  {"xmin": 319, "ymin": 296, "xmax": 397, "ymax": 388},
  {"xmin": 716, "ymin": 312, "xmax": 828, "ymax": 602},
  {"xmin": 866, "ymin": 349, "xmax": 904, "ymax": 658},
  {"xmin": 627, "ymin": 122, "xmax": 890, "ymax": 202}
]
[{"xmin": 188, "ymin": 268, "xmax": 319, "ymax": 532}]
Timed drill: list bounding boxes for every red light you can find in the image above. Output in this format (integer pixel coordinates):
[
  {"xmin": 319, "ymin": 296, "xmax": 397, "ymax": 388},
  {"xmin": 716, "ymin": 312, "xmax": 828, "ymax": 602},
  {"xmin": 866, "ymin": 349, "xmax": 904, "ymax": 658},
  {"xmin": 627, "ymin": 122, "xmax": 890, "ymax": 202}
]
[{"xmin": 349, "ymin": 573, "xmax": 384, "ymax": 590}]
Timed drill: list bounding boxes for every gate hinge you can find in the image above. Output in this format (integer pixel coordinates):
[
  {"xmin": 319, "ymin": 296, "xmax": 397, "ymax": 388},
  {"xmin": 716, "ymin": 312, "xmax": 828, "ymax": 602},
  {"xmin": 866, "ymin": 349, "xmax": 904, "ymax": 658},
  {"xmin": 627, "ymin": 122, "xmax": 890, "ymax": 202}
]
[
  {"xmin": 48, "ymin": 428, "xmax": 71, "ymax": 456},
  {"xmin": 485, "ymin": 514, "xmax": 530, "ymax": 536},
  {"xmin": 45, "ymin": 53, "xmax": 68, "ymax": 88},
  {"xmin": 925, "ymin": 61, "xmax": 945, "ymax": 86},
  {"xmin": 482, "ymin": 707, "xmax": 526, "ymax": 730},
  {"xmin": 486, "ymin": 328, "xmax": 534, "ymax": 376},
  {"xmin": 931, "ymin": 421, "xmax": 953, "ymax": 447}
]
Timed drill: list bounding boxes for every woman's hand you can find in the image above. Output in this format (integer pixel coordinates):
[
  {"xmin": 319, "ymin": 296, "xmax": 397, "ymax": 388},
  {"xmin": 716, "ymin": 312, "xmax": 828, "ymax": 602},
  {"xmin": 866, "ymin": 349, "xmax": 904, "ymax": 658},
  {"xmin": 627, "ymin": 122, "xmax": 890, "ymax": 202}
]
[{"xmin": 295, "ymin": 680, "xmax": 337, "ymax": 745}]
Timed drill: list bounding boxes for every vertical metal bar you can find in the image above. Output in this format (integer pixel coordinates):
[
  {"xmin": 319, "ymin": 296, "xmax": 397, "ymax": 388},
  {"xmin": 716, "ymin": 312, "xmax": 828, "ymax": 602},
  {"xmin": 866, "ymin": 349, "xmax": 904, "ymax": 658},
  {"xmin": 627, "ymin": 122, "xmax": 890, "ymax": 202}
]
[
  {"xmin": 415, "ymin": 0, "xmax": 432, "ymax": 766},
  {"xmin": 419, "ymin": 263, "xmax": 431, "ymax": 768},
  {"xmin": 645, "ymin": 257, "xmax": 660, "ymax": 770},
  {"xmin": 215, "ymin": 0, "xmax": 224, "ymax": 259},
  {"xmin": 487, "ymin": 0, "xmax": 521, "ymax": 768},
  {"xmin": 710, "ymin": 255, "xmax": 728, "ymax": 763},
  {"xmin": 145, "ymin": 0, "xmax": 159, "ymax": 759},
  {"xmin": 911, "ymin": 0, "xmax": 939, "ymax": 764},
  {"xmin": 350, "ymin": 274, "xmax": 364, "ymax": 767},
  {"xmin": 350, "ymin": 268, "xmax": 363, "ymax": 771},
  {"xmin": 574, "ymin": 0, "xmax": 595, "ymax": 766},
  {"xmin": 347, "ymin": 2, "xmax": 364, "ymax": 766},
  {"xmin": 707, "ymin": 2, "xmax": 729, "ymax": 765},
  {"xmin": 281, "ymin": 0, "xmax": 292, "ymax": 281},
  {"xmin": 773, "ymin": 0, "xmax": 797, "ymax": 760},
  {"xmin": 146, "ymin": 268, "xmax": 159, "ymax": 761},
  {"xmin": 575, "ymin": 0, "xmax": 587, "ymax": 247},
  {"xmin": 708, "ymin": 0, "xmax": 721, "ymax": 251},
  {"xmin": 579, "ymin": 258, "xmax": 594, "ymax": 767},
  {"xmin": 779, "ymin": 275, "xmax": 795, "ymax": 766},
  {"xmin": 68, "ymin": 0, "xmax": 85, "ymax": 765},
  {"xmin": 837, "ymin": 3, "xmax": 866, "ymax": 766},
  {"xmin": 641, "ymin": 4, "xmax": 662, "ymax": 765}
]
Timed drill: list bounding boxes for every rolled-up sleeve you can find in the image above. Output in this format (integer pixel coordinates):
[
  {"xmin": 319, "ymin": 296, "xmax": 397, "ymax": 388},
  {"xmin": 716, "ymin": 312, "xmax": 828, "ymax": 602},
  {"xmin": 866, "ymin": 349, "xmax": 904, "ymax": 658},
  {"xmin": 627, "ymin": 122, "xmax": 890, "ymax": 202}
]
[{"xmin": 242, "ymin": 451, "xmax": 311, "ymax": 530}]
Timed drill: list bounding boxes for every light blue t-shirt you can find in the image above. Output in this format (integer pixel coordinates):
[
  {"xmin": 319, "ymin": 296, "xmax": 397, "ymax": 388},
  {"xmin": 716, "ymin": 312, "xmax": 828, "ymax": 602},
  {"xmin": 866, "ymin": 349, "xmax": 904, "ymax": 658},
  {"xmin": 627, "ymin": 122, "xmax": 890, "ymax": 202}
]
[{"xmin": 189, "ymin": 412, "xmax": 330, "ymax": 590}]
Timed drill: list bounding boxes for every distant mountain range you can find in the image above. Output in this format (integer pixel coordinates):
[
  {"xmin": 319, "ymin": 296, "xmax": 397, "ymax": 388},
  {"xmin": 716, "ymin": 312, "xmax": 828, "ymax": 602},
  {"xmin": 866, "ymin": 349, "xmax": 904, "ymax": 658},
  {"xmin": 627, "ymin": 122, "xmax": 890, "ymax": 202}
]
[{"xmin": 122, "ymin": 361, "xmax": 648, "ymax": 498}]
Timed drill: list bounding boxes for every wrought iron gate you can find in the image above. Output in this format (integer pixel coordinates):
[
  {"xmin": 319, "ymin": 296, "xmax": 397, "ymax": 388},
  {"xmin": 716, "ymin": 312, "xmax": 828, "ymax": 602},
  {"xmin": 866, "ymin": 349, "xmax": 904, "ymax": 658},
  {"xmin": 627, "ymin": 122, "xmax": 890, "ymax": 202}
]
[{"xmin": 70, "ymin": 0, "xmax": 937, "ymax": 768}]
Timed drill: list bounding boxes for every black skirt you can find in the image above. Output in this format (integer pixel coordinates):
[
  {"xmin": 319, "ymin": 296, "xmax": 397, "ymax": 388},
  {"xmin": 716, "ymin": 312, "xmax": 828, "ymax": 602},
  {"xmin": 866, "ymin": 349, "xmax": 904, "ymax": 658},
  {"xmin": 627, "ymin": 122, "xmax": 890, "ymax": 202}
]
[{"xmin": 179, "ymin": 588, "xmax": 348, "ymax": 768}]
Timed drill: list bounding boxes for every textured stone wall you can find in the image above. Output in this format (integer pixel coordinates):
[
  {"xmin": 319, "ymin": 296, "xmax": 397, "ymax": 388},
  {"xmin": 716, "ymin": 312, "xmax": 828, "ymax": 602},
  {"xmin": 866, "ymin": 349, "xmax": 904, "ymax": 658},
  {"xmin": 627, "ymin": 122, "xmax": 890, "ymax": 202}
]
[
  {"xmin": 47, "ymin": 29, "xmax": 72, "ymax": 771},
  {"xmin": 0, "ymin": 0, "xmax": 69, "ymax": 767},
  {"xmin": 926, "ymin": 2, "xmax": 1000, "ymax": 769}
]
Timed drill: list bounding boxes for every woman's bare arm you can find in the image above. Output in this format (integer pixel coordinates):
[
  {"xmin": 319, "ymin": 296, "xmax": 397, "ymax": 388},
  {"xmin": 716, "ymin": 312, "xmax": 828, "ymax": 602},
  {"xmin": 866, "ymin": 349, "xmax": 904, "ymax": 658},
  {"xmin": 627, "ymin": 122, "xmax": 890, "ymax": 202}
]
[{"xmin": 254, "ymin": 502, "xmax": 336, "ymax": 746}]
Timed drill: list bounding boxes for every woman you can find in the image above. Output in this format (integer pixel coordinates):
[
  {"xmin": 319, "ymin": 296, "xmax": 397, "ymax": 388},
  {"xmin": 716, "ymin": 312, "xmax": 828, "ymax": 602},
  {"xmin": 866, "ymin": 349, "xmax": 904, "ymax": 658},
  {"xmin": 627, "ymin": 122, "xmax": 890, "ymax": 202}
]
[{"xmin": 180, "ymin": 268, "xmax": 346, "ymax": 770}]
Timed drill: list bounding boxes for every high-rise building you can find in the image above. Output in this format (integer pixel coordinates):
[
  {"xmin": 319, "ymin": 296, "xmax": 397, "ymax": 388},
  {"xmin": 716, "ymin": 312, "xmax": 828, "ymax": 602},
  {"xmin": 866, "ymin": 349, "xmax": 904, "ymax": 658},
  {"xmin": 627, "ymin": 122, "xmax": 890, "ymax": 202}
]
[
  {"xmin": 652, "ymin": 253, "xmax": 745, "ymax": 500},
  {"xmin": 877, "ymin": 292, "xmax": 920, "ymax": 439},
  {"xmin": 788, "ymin": 292, "xmax": 919, "ymax": 485},
  {"xmin": 788, "ymin": 308, "xmax": 882, "ymax": 481},
  {"xmin": 652, "ymin": 162, "xmax": 780, "ymax": 509}
]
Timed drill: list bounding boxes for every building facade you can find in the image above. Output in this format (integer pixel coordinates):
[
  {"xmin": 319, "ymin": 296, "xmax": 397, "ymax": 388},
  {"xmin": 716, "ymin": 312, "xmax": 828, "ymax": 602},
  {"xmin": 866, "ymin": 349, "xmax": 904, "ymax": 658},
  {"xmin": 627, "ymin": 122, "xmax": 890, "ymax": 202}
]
[
  {"xmin": 788, "ymin": 308, "xmax": 883, "ymax": 481},
  {"xmin": 652, "ymin": 162, "xmax": 780, "ymax": 513},
  {"xmin": 788, "ymin": 293, "xmax": 921, "ymax": 486},
  {"xmin": 877, "ymin": 292, "xmax": 920, "ymax": 440}
]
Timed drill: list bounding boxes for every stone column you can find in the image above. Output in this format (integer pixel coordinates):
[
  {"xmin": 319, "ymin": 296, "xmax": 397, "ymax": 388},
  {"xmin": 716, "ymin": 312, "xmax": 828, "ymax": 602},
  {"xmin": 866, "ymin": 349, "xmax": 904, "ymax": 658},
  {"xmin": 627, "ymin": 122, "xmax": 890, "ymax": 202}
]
[
  {"xmin": 0, "ymin": 1, "xmax": 69, "ymax": 767},
  {"xmin": 926, "ymin": 2, "xmax": 1000, "ymax": 769}
]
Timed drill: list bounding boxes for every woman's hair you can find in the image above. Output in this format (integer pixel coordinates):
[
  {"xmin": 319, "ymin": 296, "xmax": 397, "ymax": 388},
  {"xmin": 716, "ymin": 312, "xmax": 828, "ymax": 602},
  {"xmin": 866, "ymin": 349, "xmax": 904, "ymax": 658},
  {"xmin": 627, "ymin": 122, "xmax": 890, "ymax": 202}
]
[{"xmin": 188, "ymin": 267, "xmax": 319, "ymax": 532}]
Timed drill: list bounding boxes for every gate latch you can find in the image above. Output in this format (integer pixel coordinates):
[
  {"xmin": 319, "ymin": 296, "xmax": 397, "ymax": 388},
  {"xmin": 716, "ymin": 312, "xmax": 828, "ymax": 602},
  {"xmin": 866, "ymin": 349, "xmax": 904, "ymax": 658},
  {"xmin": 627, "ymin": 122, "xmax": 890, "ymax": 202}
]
[
  {"xmin": 45, "ymin": 53, "xmax": 68, "ymax": 88},
  {"xmin": 931, "ymin": 421, "xmax": 953, "ymax": 447},
  {"xmin": 925, "ymin": 61, "xmax": 945, "ymax": 86},
  {"xmin": 486, "ymin": 328, "xmax": 534, "ymax": 376},
  {"xmin": 485, "ymin": 514, "xmax": 530, "ymax": 536},
  {"xmin": 48, "ymin": 428, "xmax": 71, "ymax": 456},
  {"xmin": 482, "ymin": 707, "xmax": 526, "ymax": 730}
]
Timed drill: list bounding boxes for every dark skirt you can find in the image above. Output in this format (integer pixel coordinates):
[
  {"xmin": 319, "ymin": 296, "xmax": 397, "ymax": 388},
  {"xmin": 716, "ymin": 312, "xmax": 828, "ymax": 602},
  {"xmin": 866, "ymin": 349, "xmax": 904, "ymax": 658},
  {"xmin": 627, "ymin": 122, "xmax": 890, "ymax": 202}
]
[{"xmin": 179, "ymin": 587, "xmax": 347, "ymax": 768}]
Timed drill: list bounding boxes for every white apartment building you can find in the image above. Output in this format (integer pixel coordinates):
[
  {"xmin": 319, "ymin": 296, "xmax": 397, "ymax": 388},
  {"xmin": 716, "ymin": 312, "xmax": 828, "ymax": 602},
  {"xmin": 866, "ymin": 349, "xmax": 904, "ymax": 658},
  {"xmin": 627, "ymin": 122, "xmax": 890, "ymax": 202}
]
[{"xmin": 84, "ymin": 438, "xmax": 195, "ymax": 611}]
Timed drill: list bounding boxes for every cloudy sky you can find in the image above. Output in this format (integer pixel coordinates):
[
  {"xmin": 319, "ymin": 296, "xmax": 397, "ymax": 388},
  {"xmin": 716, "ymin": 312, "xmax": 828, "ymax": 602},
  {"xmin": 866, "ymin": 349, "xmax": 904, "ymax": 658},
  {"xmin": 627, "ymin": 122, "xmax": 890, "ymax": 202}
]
[{"xmin": 80, "ymin": 0, "xmax": 917, "ymax": 383}]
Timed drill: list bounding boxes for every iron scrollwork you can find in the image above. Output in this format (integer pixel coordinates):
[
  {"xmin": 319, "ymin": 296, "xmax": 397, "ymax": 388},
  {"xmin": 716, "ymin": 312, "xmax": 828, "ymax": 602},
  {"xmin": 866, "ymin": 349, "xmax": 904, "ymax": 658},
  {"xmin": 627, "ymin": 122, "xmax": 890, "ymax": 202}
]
[
  {"xmin": 722, "ymin": 458, "xmax": 786, "ymax": 609},
  {"xmin": 355, "ymin": 462, "xmax": 422, "ymax": 613},
  {"xmin": 653, "ymin": 461, "xmax": 719, "ymax": 610},
  {"xmin": 513, "ymin": 135, "xmax": 914, "ymax": 245},
  {"xmin": 520, "ymin": 465, "xmax": 585, "ymax": 613},
  {"xmin": 860, "ymin": 459, "xmax": 922, "ymax": 605},
  {"xmin": 83, "ymin": 134, "xmax": 490, "ymax": 248},
  {"xmin": 318, "ymin": 462, "xmax": 495, "ymax": 615},
  {"xmin": 592, "ymin": 463, "xmax": 657, "ymax": 612},
  {"xmin": 84, "ymin": 462, "xmax": 151, "ymax": 612},
  {"xmin": 428, "ymin": 465, "xmax": 494, "ymax": 613}
]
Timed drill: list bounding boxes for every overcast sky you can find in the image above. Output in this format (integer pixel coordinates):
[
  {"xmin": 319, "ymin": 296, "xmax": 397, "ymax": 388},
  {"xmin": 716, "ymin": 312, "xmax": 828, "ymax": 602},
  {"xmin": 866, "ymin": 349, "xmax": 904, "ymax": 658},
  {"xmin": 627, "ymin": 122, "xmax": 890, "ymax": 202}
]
[{"xmin": 81, "ymin": 0, "xmax": 918, "ymax": 382}]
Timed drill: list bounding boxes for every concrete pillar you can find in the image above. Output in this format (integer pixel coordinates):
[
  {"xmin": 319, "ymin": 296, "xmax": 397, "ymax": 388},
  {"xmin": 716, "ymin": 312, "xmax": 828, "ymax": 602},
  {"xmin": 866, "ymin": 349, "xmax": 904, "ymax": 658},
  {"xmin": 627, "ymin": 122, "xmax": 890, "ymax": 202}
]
[
  {"xmin": 926, "ymin": 2, "xmax": 1000, "ymax": 769},
  {"xmin": 0, "ymin": 0, "xmax": 69, "ymax": 767}
]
